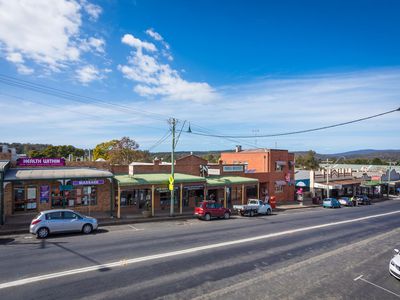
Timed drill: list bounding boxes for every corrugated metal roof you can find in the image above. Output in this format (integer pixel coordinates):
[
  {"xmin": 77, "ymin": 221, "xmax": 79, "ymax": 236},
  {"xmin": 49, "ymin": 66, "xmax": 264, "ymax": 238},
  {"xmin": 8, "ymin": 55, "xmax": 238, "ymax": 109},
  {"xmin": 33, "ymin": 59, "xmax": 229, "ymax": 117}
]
[
  {"xmin": 115, "ymin": 173, "xmax": 206, "ymax": 186},
  {"xmin": 4, "ymin": 168, "xmax": 113, "ymax": 181},
  {"xmin": 0, "ymin": 160, "xmax": 10, "ymax": 172},
  {"xmin": 205, "ymin": 176, "xmax": 258, "ymax": 187}
]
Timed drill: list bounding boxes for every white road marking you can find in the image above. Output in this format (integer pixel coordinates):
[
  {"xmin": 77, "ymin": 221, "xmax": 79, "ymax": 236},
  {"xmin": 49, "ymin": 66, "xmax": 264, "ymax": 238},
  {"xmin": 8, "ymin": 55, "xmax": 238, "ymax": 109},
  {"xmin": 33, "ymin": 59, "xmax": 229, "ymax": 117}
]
[
  {"xmin": 1, "ymin": 210, "xmax": 400, "ymax": 290},
  {"xmin": 354, "ymin": 274, "xmax": 400, "ymax": 298},
  {"xmin": 128, "ymin": 225, "xmax": 143, "ymax": 231}
]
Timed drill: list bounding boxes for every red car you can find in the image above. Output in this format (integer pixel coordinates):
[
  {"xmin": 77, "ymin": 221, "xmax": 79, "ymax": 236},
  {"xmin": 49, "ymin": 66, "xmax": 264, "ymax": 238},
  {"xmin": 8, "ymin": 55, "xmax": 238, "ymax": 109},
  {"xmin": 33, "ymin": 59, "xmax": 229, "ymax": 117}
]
[{"xmin": 194, "ymin": 201, "xmax": 231, "ymax": 221}]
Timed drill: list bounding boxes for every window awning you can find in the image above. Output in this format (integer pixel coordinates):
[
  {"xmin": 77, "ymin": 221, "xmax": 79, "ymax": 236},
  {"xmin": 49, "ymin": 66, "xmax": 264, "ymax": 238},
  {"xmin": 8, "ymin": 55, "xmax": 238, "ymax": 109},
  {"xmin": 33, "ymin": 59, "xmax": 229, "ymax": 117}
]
[
  {"xmin": 275, "ymin": 180, "xmax": 287, "ymax": 186},
  {"xmin": 115, "ymin": 173, "xmax": 206, "ymax": 186},
  {"xmin": 276, "ymin": 161, "xmax": 286, "ymax": 166},
  {"xmin": 4, "ymin": 168, "xmax": 113, "ymax": 181}
]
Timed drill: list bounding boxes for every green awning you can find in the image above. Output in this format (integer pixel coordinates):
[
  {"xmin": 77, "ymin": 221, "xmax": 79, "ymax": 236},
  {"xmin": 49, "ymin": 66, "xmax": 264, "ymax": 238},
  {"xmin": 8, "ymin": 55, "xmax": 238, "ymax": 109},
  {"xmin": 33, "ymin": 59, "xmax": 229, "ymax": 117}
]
[
  {"xmin": 115, "ymin": 173, "xmax": 206, "ymax": 186},
  {"xmin": 361, "ymin": 180, "xmax": 381, "ymax": 187},
  {"xmin": 206, "ymin": 176, "xmax": 258, "ymax": 187}
]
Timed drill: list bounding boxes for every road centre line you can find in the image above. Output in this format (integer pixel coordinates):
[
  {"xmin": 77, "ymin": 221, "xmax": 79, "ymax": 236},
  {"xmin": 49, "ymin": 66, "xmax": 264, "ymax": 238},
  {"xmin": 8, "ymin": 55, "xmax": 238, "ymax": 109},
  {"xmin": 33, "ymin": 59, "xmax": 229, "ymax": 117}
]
[
  {"xmin": 354, "ymin": 275, "xmax": 400, "ymax": 298},
  {"xmin": 1, "ymin": 210, "xmax": 400, "ymax": 290}
]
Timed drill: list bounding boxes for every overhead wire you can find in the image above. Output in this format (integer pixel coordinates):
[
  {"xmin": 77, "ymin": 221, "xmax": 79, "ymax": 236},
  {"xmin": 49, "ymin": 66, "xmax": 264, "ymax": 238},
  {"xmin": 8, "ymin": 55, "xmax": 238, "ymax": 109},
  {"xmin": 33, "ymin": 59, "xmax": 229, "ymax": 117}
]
[
  {"xmin": 0, "ymin": 74, "xmax": 172, "ymax": 122},
  {"xmin": 187, "ymin": 108, "xmax": 400, "ymax": 139}
]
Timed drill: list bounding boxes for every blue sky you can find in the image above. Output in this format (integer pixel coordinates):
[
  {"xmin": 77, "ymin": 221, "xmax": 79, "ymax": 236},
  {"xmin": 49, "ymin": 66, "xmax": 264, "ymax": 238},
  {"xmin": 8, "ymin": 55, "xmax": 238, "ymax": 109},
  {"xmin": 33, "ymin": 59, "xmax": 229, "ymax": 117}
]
[{"xmin": 0, "ymin": 0, "xmax": 399, "ymax": 153}]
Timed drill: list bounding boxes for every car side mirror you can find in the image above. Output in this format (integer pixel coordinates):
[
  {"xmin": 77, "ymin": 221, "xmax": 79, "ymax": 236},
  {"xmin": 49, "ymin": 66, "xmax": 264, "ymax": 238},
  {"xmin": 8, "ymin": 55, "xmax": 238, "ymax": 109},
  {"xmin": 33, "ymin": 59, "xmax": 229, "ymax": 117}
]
[{"xmin": 394, "ymin": 249, "xmax": 399, "ymax": 255}]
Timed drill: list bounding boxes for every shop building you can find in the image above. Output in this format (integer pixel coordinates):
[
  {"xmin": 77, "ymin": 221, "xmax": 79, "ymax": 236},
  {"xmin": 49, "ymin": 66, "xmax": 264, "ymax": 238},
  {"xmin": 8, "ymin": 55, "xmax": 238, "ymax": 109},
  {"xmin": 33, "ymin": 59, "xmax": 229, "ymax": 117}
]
[
  {"xmin": 220, "ymin": 148, "xmax": 295, "ymax": 202},
  {"xmin": 2, "ymin": 165, "xmax": 114, "ymax": 222},
  {"xmin": 114, "ymin": 173, "xmax": 258, "ymax": 218}
]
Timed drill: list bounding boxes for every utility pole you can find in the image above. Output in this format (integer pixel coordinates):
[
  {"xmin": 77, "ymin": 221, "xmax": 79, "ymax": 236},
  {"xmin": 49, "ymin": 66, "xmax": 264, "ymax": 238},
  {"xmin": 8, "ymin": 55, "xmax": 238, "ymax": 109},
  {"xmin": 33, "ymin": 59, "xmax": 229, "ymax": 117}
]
[
  {"xmin": 324, "ymin": 159, "xmax": 332, "ymax": 199},
  {"xmin": 169, "ymin": 118, "xmax": 176, "ymax": 217},
  {"xmin": 387, "ymin": 161, "xmax": 396, "ymax": 198}
]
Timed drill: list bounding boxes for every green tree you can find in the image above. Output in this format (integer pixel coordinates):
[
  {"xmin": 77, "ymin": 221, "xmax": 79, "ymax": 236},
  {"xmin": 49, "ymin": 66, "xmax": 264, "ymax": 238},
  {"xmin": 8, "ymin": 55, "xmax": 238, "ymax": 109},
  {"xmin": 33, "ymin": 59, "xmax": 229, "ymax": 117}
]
[
  {"xmin": 370, "ymin": 157, "xmax": 384, "ymax": 165},
  {"xmin": 93, "ymin": 140, "xmax": 119, "ymax": 161},
  {"xmin": 93, "ymin": 137, "xmax": 150, "ymax": 164},
  {"xmin": 298, "ymin": 150, "xmax": 319, "ymax": 170}
]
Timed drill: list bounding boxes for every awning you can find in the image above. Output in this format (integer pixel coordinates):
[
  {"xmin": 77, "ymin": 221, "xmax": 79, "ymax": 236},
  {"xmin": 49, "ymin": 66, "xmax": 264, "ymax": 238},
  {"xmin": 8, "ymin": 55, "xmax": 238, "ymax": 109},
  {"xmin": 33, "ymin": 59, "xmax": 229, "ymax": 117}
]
[
  {"xmin": 115, "ymin": 173, "xmax": 206, "ymax": 187},
  {"xmin": 276, "ymin": 161, "xmax": 286, "ymax": 166},
  {"xmin": 314, "ymin": 182, "xmax": 342, "ymax": 190},
  {"xmin": 4, "ymin": 168, "xmax": 113, "ymax": 181},
  {"xmin": 275, "ymin": 180, "xmax": 287, "ymax": 186},
  {"xmin": 206, "ymin": 176, "xmax": 258, "ymax": 187}
]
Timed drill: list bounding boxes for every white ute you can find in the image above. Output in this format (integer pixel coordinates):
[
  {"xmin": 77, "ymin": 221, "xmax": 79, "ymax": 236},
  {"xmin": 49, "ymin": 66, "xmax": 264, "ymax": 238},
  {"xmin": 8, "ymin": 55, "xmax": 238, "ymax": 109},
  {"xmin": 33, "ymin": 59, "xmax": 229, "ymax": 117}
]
[{"xmin": 233, "ymin": 199, "xmax": 272, "ymax": 217}]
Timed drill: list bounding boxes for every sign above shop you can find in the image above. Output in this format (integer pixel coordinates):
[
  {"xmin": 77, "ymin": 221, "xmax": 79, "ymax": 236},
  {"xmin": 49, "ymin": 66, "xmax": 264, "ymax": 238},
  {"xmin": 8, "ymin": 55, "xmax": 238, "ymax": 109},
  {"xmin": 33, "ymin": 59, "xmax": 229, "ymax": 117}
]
[
  {"xmin": 223, "ymin": 165, "xmax": 244, "ymax": 172},
  {"xmin": 60, "ymin": 185, "xmax": 74, "ymax": 191},
  {"xmin": 17, "ymin": 158, "xmax": 65, "ymax": 167},
  {"xmin": 72, "ymin": 179, "xmax": 105, "ymax": 186}
]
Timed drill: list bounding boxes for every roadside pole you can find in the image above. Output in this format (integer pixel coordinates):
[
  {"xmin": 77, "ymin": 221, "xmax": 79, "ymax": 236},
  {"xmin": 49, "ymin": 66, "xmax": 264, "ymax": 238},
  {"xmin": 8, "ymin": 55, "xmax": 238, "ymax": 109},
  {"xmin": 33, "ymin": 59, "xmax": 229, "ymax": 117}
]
[{"xmin": 169, "ymin": 118, "xmax": 176, "ymax": 217}]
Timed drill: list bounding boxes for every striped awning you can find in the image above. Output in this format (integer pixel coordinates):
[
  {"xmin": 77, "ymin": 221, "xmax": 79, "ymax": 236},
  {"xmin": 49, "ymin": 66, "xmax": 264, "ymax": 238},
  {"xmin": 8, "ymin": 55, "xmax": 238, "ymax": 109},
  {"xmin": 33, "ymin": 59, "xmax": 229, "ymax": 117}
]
[{"xmin": 275, "ymin": 180, "xmax": 287, "ymax": 186}]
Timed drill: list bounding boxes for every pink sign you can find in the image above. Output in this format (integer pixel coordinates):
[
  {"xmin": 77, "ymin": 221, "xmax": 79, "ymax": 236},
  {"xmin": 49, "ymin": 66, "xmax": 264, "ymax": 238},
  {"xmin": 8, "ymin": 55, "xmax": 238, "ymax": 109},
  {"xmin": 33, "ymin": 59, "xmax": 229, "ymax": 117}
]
[{"xmin": 17, "ymin": 158, "xmax": 65, "ymax": 167}]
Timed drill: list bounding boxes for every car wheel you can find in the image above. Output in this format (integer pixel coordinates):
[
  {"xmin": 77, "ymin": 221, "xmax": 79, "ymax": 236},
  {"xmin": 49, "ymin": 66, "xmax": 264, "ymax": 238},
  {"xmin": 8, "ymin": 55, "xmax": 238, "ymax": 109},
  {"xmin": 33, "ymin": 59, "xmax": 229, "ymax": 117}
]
[
  {"xmin": 37, "ymin": 227, "xmax": 49, "ymax": 239},
  {"xmin": 249, "ymin": 210, "xmax": 255, "ymax": 217},
  {"xmin": 82, "ymin": 224, "xmax": 93, "ymax": 234},
  {"xmin": 266, "ymin": 209, "xmax": 272, "ymax": 215},
  {"xmin": 204, "ymin": 213, "xmax": 211, "ymax": 221},
  {"xmin": 224, "ymin": 212, "xmax": 230, "ymax": 219}
]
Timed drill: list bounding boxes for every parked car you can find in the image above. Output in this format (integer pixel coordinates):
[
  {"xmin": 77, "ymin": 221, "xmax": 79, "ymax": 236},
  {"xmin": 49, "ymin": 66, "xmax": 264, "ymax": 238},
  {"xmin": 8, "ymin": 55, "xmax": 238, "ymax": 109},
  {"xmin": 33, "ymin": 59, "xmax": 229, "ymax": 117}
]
[
  {"xmin": 356, "ymin": 195, "xmax": 371, "ymax": 205},
  {"xmin": 233, "ymin": 199, "xmax": 272, "ymax": 217},
  {"xmin": 338, "ymin": 197, "xmax": 353, "ymax": 207},
  {"xmin": 30, "ymin": 209, "xmax": 98, "ymax": 238},
  {"xmin": 194, "ymin": 201, "xmax": 231, "ymax": 221},
  {"xmin": 390, "ymin": 249, "xmax": 400, "ymax": 280},
  {"xmin": 322, "ymin": 198, "xmax": 341, "ymax": 208}
]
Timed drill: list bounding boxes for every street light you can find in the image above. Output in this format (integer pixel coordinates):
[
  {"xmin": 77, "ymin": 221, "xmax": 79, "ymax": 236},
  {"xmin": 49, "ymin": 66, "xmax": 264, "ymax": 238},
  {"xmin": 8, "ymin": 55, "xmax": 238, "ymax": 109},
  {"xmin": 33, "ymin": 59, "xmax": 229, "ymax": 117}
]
[{"xmin": 325, "ymin": 156, "xmax": 346, "ymax": 198}]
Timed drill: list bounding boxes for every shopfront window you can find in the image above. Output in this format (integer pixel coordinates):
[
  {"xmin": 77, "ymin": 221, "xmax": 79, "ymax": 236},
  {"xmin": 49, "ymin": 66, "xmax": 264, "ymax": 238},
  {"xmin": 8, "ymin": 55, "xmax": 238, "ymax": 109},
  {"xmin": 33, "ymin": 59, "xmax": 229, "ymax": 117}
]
[
  {"xmin": 275, "ymin": 185, "xmax": 284, "ymax": 193},
  {"xmin": 51, "ymin": 185, "xmax": 63, "ymax": 207},
  {"xmin": 13, "ymin": 185, "xmax": 38, "ymax": 212},
  {"xmin": 120, "ymin": 189, "xmax": 150, "ymax": 209},
  {"xmin": 14, "ymin": 187, "xmax": 25, "ymax": 212},
  {"xmin": 51, "ymin": 183, "xmax": 98, "ymax": 208}
]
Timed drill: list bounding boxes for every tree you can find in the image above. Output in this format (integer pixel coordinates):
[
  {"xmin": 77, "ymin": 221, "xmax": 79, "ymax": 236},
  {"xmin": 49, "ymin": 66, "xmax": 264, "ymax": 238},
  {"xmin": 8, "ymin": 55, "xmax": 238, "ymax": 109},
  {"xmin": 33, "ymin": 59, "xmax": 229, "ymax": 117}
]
[
  {"xmin": 296, "ymin": 150, "xmax": 319, "ymax": 170},
  {"xmin": 28, "ymin": 145, "xmax": 85, "ymax": 159},
  {"xmin": 93, "ymin": 137, "xmax": 151, "ymax": 164},
  {"xmin": 93, "ymin": 140, "xmax": 119, "ymax": 161}
]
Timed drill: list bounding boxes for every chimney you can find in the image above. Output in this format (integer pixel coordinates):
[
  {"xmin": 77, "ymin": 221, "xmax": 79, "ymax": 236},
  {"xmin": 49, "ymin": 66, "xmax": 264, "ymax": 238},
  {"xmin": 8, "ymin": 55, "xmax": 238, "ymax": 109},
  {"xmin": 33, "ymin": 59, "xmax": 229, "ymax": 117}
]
[
  {"xmin": 153, "ymin": 157, "xmax": 161, "ymax": 165},
  {"xmin": 235, "ymin": 145, "xmax": 242, "ymax": 152}
]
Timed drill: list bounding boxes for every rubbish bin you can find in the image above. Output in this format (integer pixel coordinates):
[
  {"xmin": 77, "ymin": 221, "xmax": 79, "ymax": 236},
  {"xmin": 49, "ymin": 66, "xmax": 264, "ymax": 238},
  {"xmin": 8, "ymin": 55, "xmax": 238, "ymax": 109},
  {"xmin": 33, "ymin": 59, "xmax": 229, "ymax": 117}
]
[{"xmin": 270, "ymin": 196, "xmax": 276, "ymax": 209}]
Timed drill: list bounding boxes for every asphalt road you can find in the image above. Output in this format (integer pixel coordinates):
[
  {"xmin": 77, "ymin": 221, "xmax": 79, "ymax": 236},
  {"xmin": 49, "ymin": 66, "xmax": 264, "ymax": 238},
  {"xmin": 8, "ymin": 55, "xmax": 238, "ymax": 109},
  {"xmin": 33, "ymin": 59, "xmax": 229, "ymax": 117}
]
[{"xmin": 1, "ymin": 198, "xmax": 400, "ymax": 299}]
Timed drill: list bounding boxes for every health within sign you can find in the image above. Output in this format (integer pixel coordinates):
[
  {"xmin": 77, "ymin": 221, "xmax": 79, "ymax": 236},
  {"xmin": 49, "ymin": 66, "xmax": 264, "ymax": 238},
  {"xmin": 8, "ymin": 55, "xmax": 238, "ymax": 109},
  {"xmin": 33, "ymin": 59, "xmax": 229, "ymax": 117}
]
[{"xmin": 17, "ymin": 158, "xmax": 65, "ymax": 167}]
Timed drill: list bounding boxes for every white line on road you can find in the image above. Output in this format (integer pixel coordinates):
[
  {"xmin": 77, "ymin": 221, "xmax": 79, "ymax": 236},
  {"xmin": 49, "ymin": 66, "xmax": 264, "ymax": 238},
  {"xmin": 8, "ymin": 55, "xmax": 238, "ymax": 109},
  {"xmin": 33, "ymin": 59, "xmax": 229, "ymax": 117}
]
[
  {"xmin": 128, "ymin": 225, "xmax": 143, "ymax": 231},
  {"xmin": 354, "ymin": 274, "xmax": 400, "ymax": 298},
  {"xmin": 1, "ymin": 210, "xmax": 400, "ymax": 290}
]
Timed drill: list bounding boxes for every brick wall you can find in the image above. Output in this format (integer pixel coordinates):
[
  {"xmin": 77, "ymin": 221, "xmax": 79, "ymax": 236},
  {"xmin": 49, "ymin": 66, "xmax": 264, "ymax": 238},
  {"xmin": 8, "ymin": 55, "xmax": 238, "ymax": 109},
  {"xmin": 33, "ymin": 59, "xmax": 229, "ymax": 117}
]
[{"xmin": 3, "ymin": 179, "xmax": 112, "ymax": 217}]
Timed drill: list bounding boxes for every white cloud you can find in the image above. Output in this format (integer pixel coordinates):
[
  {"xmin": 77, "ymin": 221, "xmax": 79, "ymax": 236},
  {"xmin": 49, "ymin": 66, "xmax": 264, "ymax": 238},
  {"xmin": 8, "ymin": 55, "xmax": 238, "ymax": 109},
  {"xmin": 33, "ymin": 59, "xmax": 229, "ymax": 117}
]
[
  {"xmin": 81, "ymin": 0, "xmax": 102, "ymax": 21},
  {"xmin": 16, "ymin": 64, "xmax": 34, "ymax": 75},
  {"xmin": 145, "ymin": 28, "xmax": 163, "ymax": 41},
  {"xmin": 119, "ymin": 33, "xmax": 216, "ymax": 102},
  {"xmin": 6, "ymin": 52, "xmax": 24, "ymax": 63},
  {"xmin": 75, "ymin": 64, "xmax": 106, "ymax": 84},
  {"xmin": 80, "ymin": 37, "xmax": 105, "ymax": 53},
  {"xmin": 0, "ymin": 0, "xmax": 105, "ymax": 77},
  {"xmin": 121, "ymin": 34, "xmax": 157, "ymax": 52}
]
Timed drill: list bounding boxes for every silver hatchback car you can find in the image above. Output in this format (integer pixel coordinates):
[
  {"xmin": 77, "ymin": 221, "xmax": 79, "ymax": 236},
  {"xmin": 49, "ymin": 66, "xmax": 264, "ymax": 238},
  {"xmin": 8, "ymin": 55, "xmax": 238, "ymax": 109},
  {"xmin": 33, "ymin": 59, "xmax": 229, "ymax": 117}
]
[{"xmin": 30, "ymin": 209, "xmax": 98, "ymax": 238}]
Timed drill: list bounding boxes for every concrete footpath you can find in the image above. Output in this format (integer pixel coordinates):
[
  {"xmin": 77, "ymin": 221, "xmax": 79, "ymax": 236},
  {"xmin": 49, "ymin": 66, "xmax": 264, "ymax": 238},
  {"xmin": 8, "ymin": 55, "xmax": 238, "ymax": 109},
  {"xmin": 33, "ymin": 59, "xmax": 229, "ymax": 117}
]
[{"xmin": 0, "ymin": 198, "xmax": 391, "ymax": 236}]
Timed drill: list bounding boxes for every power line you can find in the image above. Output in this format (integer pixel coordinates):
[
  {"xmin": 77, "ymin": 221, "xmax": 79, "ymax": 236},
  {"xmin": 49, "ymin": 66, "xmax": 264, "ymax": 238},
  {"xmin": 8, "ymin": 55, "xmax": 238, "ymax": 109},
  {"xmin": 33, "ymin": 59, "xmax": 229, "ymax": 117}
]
[
  {"xmin": 0, "ymin": 74, "xmax": 171, "ymax": 122},
  {"xmin": 147, "ymin": 130, "xmax": 172, "ymax": 152},
  {"xmin": 188, "ymin": 108, "xmax": 400, "ymax": 139}
]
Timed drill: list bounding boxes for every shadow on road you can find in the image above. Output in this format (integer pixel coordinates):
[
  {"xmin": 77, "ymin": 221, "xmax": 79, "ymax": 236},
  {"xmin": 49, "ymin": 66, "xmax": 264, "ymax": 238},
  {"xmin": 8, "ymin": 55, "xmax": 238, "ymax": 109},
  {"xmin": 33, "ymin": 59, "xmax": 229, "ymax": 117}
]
[
  {"xmin": 0, "ymin": 238, "xmax": 15, "ymax": 245},
  {"xmin": 50, "ymin": 241, "xmax": 111, "ymax": 272}
]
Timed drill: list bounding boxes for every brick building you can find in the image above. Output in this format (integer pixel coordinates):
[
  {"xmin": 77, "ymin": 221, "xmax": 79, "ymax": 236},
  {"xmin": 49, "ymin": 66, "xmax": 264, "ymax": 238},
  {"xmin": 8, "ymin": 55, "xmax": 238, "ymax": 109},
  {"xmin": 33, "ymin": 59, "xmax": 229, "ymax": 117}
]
[{"xmin": 220, "ymin": 148, "xmax": 295, "ymax": 203}]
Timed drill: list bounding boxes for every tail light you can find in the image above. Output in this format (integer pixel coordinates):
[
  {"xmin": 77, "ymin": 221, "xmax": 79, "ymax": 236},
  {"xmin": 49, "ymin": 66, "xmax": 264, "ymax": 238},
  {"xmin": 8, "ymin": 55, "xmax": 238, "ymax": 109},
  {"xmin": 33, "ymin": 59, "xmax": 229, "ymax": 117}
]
[{"xmin": 31, "ymin": 219, "xmax": 42, "ymax": 225}]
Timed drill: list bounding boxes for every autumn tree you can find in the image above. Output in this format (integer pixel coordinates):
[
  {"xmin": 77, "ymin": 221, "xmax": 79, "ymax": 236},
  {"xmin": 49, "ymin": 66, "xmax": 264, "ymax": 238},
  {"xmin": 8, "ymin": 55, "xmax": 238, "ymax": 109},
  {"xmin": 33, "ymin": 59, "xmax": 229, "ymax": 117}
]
[{"xmin": 93, "ymin": 137, "xmax": 151, "ymax": 164}]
